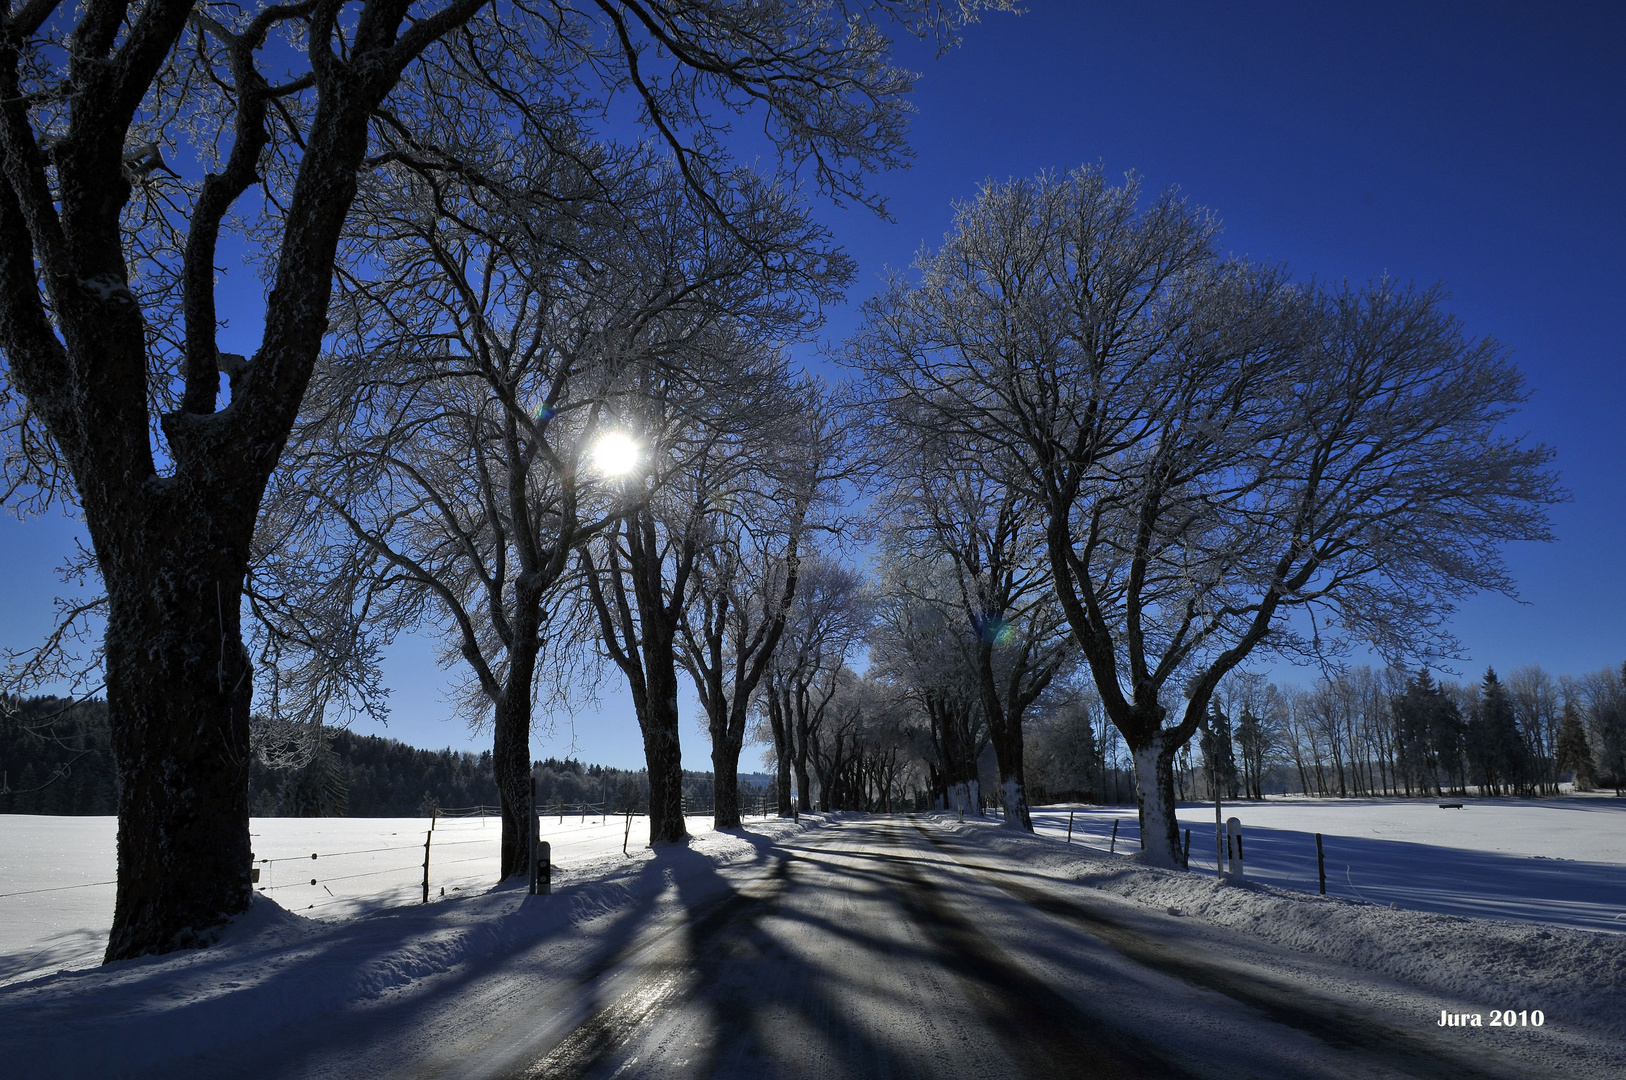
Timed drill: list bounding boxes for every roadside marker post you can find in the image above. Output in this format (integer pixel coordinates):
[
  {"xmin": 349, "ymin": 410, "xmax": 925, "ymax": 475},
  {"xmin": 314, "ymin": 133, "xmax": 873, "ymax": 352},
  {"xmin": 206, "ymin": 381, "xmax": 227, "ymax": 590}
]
[
  {"xmin": 534, "ymin": 840, "xmax": 551, "ymax": 896},
  {"xmin": 1109, "ymin": 819, "xmax": 1119, "ymax": 854},
  {"xmin": 1225, "ymin": 817, "xmax": 1245, "ymax": 880},
  {"xmin": 1066, "ymin": 810, "xmax": 1074, "ymax": 844}
]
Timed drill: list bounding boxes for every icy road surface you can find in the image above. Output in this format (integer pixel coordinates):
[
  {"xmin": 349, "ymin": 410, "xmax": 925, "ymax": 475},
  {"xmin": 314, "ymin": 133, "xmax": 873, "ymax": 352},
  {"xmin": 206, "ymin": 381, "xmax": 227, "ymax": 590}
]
[{"xmin": 205, "ymin": 817, "xmax": 1617, "ymax": 1080}]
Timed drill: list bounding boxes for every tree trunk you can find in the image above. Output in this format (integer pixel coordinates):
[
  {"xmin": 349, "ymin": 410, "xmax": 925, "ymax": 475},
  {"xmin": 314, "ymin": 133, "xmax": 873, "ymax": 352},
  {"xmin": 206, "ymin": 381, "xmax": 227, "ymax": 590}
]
[
  {"xmin": 989, "ymin": 724, "xmax": 1034, "ymax": 831},
  {"xmin": 793, "ymin": 705, "xmax": 814, "ymax": 815},
  {"xmin": 768, "ymin": 688, "xmax": 796, "ymax": 816},
  {"xmin": 711, "ymin": 710, "xmax": 744, "ymax": 829},
  {"xmin": 640, "ymin": 660, "xmax": 688, "ymax": 844},
  {"xmin": 103, "ymin": 557, "xmax": 254, "ymax": 961},
  {"xmin": 491, "ymin": 690, "xmax": 534, "ymax": 881},
  {"xmin": 1129, "ymin": 732, "xmax": 1183, "ymax": 870},
  {"xmin": 491, "ymin": 584, "xmax": 545, "ymax": 880}
]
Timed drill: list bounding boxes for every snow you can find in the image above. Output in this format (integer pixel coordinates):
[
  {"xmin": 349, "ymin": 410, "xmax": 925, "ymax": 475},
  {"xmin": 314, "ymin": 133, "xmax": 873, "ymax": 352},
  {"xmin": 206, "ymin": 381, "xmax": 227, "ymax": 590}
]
[
  {"xmin": 2, "ymin": 802, "xmax": 1624, "ymax": 1076},
  {"xmin": 1029, "ymin": 793, "xmax": 1626, "ymax": 934},
  {"xmin": 0, "ymin": 810, "xmax": 720, "ymax": 987},
  {"xmin": 943, "ymin": 812, "xmax": 1626, "ymax": 1051}
]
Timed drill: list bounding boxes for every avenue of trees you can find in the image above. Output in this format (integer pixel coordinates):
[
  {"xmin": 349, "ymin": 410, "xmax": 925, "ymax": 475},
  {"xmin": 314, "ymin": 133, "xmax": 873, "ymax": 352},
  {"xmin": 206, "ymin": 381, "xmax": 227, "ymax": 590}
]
[
  {"xmin": 0, "ymin": 0, "xmax": 1567, "ymax": 960},
  {"xmin": 0, "ymin": 0, "xmax": 1012, "ymax": 961}
]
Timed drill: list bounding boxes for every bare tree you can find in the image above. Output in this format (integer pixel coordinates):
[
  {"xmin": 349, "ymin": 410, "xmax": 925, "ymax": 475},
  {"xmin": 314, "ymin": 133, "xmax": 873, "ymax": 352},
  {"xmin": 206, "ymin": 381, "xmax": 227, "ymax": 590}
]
[
  {"xmin": 677, "ymin": 388, "xmax": 851, "ymax": 829},
  {"xmin": 854, "ymin": 165, "xmax": 1561, "ymax": 867},
  {"xmin": 868, "ymin": 409, "xmax": 1072, "ymax": 829},
  {"xmin": 1581, "ymin": 663, "xmax": 1626, "ymax": 795},
  {"xmin": 579, "ymin": 338, "xmax": 812, "ymax": 843},
  {"xmin": 867, "ymin": 576, "xmax": 989, "ymax": 814},
  {"xmin": 762, "ymin": 558, "xmax": 869, "ymax": 814},
  {"xmin": 0, "ymin": 0, "xmax": 1001, "ymax": 958},
  {"xmin": 1506, "ymin": 665, "xmax": 1562, "ymax": 795},
  {"xmin": 256, "ymin": 142, "xmax": 843, "ymax": 874}
]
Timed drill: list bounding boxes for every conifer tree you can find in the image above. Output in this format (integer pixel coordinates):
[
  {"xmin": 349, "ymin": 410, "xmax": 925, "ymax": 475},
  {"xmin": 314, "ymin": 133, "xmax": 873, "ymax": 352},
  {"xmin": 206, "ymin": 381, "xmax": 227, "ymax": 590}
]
[
  {"xmin": 1555, "ymin": 699, "xmax": 1597, "ymax": 791},
  {"xmin": 1200, "ymin": 703, "xmax": 1241, "ymax": 800},
  {"xmin": 1235, "ymin": 706, "xmax": 1268, "ymax": 800}
]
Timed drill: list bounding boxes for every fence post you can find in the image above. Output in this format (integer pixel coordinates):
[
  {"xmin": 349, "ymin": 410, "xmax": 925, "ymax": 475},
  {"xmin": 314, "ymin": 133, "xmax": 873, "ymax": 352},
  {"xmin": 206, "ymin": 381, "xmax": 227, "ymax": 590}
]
[
  {"xmin": 529, "ymin": 770, "xmax": 539, "ymax": 897},
  {"xmin": 1109, "ymin": 819, "xmax": 1119, "ymax": 854},
  {"xmin": 421, "ymin": 828, "xmax": 432, "ymax": 904},
  {"xmin": 1316, "ymin": 832, "xmax": 1326, "ymax": 895},
  {"xmin": 1066, "ymin": 810, "xmax": 1074, "ymax": 844}
]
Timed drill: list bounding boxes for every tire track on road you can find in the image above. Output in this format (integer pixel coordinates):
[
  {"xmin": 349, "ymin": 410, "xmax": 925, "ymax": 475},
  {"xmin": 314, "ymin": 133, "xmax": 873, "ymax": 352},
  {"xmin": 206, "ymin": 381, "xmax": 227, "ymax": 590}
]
[{"xmin": 912, "ymin": 821, "xmax": 1545, "ymax": 1080}]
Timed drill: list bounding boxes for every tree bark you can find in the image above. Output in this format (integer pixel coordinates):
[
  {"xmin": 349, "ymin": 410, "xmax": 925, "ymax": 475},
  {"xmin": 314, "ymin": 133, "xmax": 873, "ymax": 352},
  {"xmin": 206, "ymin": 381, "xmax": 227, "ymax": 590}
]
[
  {"xmin": 766, "ymin": 681, "xmax": 796, "ymax": 816},
  {"xmin": 710, "ymin": 715, "xmax": 744, "ymax": 828},
  {"xmin": 793, "ymin": 705, "xmax": 815, "ymax": 815},
  {"xmin": 492, "ymin": 648, "xmax": 539, "ymax": 879},
  {"xmin": 641, "ymin": 677, "xmax": 688, "ymax": 844},
  {"xmin": 1129, "ymin": 732, "xmax": 1183, "ymax": 870},
  {"xmin": 986, "ymin": 715, "xmax": 1033, "ymax": 831},
  {"xmin": 103, "ymin": 558, "xmax": 254, "ymax": 961}
]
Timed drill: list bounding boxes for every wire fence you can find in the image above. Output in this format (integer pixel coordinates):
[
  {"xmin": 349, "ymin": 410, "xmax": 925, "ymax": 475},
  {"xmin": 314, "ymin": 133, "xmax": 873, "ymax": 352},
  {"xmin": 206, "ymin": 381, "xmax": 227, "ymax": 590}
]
[{"xmin": 0, "ymin": 798, "xmax": 789, "ymax": 916}]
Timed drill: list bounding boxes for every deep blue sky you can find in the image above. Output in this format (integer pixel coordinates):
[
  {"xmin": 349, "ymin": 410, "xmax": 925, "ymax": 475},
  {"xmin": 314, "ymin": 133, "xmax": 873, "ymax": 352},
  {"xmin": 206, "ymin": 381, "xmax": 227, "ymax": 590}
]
[{"xmin": 2, "ymin": 1, "xmax": 1621, "ymax": 768}]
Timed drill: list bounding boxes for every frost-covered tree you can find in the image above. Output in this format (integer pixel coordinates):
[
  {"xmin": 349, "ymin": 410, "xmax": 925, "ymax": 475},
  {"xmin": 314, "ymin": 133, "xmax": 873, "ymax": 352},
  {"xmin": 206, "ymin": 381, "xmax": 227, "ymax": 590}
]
[
  {"xmin": 760, "ymin": 559, "xmax": 870, "ymax": 815},
  {"xmin": 852, "ymin": 165, "xmax": 1560, "ymax": 867},
  {"xmin": 578, "ymin": 340, "xmax": 811, "ymax": 844},
  {"xmin": 256, "ymin": 143, "xmax": 842, "ymax": 875},
  {"xmin": 1583, "ymin": 662, "xmax": 1626, "ymax": 795},
  {"xmin": 677, "ymin": 387, "xmax": 852, "ymax": 829},
  {"xmin": 868, "ymin": 579, "xmax": 990, "ymax": 814},
  {"xmin": 866, "ymin": 417, "xmax": 1072, "ymax": 829}
]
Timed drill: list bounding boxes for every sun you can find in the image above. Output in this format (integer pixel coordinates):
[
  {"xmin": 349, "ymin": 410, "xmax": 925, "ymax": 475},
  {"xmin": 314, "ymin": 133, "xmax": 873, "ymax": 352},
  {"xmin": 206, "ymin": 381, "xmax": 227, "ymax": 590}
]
[{"xmin": 591, "ymin": 430, "xmax": 641, "ymax": 477}]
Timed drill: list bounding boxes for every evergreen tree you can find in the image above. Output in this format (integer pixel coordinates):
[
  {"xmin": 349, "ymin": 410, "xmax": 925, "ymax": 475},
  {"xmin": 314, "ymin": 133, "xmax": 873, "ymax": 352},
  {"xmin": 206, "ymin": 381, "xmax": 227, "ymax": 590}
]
[
  {"xmin": 1465, "ymin": 669, "xmax": 1528, "ymax": 796},
  {"xmin": 1234, "ymin": 706, "xmax": 1268, "ymax": 800},
  {"xmin": 277, "ymin": 744, "xmax": 350, "ymax": 817},
  {"xmin": 1595, "ymin": 662, "xmax": 1626, "ymax": 795},
  {"xmin": 1555, "ymin": 699, "xmax": 1597, "ymax": 790},
  {"xmin": 1200, "ymin": 703, "xmax": 1241, "ymax": 800}
]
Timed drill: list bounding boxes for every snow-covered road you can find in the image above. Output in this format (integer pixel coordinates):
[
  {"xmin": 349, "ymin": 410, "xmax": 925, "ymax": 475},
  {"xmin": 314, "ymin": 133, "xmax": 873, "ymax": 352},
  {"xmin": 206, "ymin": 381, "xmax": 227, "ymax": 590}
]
[
  {"xmin": 247, "ymin": 819, "xmax": 1624, "ymax": 1078},
  {"xmin": 4, "ymin": 815, "xmax": 1623, "ymax": 1078}
]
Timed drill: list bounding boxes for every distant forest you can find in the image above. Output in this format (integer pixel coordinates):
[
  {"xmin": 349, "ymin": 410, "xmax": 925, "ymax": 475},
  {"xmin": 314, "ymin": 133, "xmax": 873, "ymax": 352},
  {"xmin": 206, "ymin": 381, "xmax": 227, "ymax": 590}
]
[{"xmin": 0, "ymin": 695, "xmax": 739, "ymax": 817}]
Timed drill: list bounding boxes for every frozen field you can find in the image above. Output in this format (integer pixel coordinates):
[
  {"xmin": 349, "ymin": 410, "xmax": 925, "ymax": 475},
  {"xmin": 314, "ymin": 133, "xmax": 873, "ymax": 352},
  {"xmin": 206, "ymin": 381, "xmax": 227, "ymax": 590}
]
[
  {"xmin": 1031, "ymin": 793, "xmax": 1626, "ymax": 934},
  {"xmin": 0, "ymin": 810, "xmax": 727, "ymax": 986}
]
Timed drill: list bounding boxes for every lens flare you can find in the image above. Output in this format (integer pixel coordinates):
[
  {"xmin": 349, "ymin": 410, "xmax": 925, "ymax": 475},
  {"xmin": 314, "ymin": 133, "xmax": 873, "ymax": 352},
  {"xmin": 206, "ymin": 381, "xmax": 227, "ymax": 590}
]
[{"xmin": 980, "ymin": 617, "xmax": 1015, "ymax": 646}]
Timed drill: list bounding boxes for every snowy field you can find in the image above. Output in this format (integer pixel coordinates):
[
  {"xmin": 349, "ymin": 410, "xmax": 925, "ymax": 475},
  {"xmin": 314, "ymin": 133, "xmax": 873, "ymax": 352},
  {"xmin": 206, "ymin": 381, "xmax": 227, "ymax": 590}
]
[
  {"xmin": 0, "ymin": 810, "xmax": 742, "ymax": 987},
  {"xmin": 4, "ymin": 795, "xmax": 1625, "ymax": 991},
  {"xmin": 1030, "ymin": 793, "xmax": 1626, "ymax": 934}
]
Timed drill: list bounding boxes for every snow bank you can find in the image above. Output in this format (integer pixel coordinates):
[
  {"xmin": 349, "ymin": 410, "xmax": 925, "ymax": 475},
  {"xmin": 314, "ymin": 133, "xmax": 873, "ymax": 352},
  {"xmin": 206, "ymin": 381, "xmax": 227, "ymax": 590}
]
[{"xmin": 939, "ymin": 814, "xmax": 1626, "ymax": 1041}]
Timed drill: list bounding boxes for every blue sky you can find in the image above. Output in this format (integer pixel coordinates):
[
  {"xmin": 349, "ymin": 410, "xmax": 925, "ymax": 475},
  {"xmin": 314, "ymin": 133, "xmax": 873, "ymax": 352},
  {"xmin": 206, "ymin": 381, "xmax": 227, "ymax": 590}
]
[{"xmin": 2, "ymin": 2, "xmax": 1621, "ymax": 769}]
